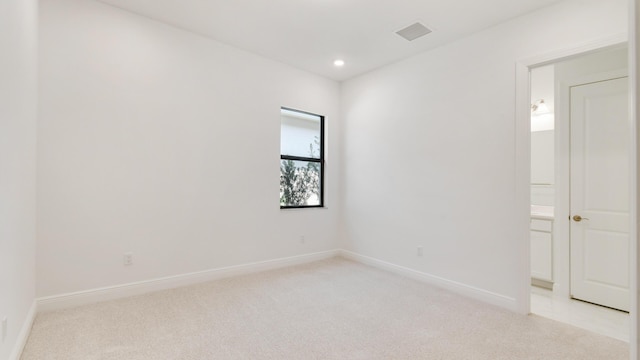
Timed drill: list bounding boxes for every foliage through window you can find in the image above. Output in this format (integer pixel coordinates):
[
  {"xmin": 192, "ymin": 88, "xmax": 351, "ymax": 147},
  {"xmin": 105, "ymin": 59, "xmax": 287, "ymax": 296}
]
[{"xmin": 280, "ymin": 108, "xmax": 324, "ymax": 208}]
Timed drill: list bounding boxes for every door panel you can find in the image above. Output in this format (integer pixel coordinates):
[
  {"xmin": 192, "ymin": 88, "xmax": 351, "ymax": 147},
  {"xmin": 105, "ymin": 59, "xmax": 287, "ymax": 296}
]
[
  {"xmin": 583, "ymin": 230, "xmax": 629, "ymax": 288},
  {"xmin": 569, "ymin": 76, "xmax": 629, "ymax": 312}
]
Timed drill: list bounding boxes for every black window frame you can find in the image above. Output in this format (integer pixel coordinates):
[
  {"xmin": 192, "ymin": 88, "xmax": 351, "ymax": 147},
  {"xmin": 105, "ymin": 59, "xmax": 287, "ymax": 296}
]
[{"xmin": 280, "ymin": 107, "xmax": 325, "ymax": 209}]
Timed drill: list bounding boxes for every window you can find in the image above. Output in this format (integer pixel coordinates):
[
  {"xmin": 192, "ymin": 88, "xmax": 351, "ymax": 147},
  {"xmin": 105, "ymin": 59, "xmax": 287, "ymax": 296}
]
[{"xmin": 280, "ymin": 107, "xmax": 324, "ymax": 208}]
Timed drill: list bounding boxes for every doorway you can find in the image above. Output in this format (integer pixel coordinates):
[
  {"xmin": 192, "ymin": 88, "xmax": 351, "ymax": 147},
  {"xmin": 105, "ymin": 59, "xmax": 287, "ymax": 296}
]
[{"xmin": 527, "ymin": 46, "xmax": 630, "ymax": 341}]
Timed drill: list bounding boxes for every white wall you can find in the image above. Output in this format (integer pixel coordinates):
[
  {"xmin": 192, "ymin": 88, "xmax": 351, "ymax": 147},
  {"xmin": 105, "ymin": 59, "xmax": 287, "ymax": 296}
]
[
  {"xmin": 0, "ymin": 0, "xmax": 37, "ymax": 358},
  {"xmin": 531, "ymin": 131, "xmax": 554, "ymax": 185},
  {"xmin": 530, "ymin": 64, "xmax": 555, "ymax": 119},
  {"xmin": 555, "ymin": 46, "xmax": 628, "ymax": 81},
  {"xmin": 37, "ymin": 0, "xmax": 341, "ymax": 297},
  {"xmin": 530, "ymin": 65, "xmax": 555, "ymax": 206},
  {"xmin": 340, "ymin": 0, "xmax": 628, "ymax": 307}
]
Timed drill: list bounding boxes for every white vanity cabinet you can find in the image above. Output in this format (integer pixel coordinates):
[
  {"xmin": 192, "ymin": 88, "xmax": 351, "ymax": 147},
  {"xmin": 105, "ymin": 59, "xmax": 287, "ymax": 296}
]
[{"xmin": 530, "ymin": 215, "xmax": 554, "ymax": 283}]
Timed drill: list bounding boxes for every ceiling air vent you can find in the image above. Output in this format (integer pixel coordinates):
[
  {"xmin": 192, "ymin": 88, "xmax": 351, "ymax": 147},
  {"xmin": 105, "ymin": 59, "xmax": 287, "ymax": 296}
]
[{"xmin": 395, "ymin": 22, "xmax": 432, "ymax": 41}]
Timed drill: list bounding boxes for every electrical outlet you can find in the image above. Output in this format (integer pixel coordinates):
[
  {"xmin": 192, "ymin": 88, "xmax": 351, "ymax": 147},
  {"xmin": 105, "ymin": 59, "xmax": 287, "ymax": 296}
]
[
  {"xmin": 417, "ymin": 246, "xmax": 423, "ymax": 257},
  {"xmin": 2, "ymin": 317, "xmax": 7, "ymax": 343},
  {"xmin": 124, "ymin": 253, "xmax": 133, "ymax": 266},
  {"xmin": 300, "ymin": 235, "xmax": 305, "ymax": 244}
]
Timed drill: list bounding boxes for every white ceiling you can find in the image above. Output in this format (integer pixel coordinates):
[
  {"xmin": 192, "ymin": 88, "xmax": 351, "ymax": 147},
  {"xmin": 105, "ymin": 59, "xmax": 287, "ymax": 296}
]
[{"xmin": 97, "ymin": 0, "xmax": 564, "ymax": 81}]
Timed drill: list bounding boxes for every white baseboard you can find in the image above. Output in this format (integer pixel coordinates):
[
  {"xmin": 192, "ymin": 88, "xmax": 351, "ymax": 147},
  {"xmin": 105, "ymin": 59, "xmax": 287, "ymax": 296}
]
[
  {"xmin": 37, "ymin": 248, "xmax": 519, "ymax": 314},
  {"xmin": 38, "ymin": 250, "xmax": 339, "ymax": 312},
  {"xmin": 9, "ymin": 300, "xmax": 37, "ymax": 360},
  {"xmin": 338, "ymin": 249, "xmax": 518, "ymax": 312}
]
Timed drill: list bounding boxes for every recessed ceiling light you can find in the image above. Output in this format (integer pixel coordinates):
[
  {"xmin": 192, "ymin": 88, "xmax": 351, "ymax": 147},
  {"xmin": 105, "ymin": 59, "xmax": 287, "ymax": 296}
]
[{"xmin": 333, "ymin": 59, "xmax": 345, "ymax": 67}]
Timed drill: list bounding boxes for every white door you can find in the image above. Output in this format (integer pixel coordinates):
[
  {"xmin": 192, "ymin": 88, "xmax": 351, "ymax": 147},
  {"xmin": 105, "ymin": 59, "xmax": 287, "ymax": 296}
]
[{"xmin": 569, "ymin": 76, "xmax": 629, "ymax": 311}]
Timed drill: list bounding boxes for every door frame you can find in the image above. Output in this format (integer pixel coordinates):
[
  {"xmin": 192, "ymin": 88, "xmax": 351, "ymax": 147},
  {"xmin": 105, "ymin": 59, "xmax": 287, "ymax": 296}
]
[{"xmin": 514, "ymin": 32, "xmax": 636, "ymax": 356}]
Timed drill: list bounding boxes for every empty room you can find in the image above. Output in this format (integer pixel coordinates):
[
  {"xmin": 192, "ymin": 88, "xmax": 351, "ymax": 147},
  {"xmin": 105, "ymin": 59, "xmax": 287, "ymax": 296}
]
[{"xmin": 2, "ymin": 0, "xmax": 639, "ymax": 359}]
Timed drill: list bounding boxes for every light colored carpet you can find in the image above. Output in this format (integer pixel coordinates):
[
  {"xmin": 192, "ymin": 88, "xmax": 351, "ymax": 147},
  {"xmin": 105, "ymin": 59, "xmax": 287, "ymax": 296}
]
[{"xmin": 21, "ymin": 258, "xmax": 627, "ymax": 359}]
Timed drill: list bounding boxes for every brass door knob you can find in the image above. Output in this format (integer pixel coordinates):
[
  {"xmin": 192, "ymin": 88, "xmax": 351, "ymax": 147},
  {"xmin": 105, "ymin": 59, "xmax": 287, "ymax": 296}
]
[{"xmin": 573, "ymin": 215, "xmax": 589, "ymax": 222}]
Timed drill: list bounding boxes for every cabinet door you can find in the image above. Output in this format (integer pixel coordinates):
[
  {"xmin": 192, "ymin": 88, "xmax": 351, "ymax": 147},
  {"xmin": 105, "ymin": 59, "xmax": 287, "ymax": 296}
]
[{"xmin": 531, "ymin": 230, "xmax": 553, "ymax": 281}]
